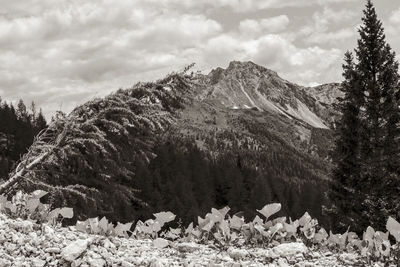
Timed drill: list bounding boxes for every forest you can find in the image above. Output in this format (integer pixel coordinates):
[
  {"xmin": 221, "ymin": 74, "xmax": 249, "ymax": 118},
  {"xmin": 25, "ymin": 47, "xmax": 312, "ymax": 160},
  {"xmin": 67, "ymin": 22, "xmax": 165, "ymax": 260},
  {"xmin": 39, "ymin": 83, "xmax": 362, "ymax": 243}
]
[
  {"xmin": 133, "ymin": 138, "xmax": 327, "ymax": 227},
  {"xmin": 0, "ymin": 98, "xmax": 47, "ymax": 179}
]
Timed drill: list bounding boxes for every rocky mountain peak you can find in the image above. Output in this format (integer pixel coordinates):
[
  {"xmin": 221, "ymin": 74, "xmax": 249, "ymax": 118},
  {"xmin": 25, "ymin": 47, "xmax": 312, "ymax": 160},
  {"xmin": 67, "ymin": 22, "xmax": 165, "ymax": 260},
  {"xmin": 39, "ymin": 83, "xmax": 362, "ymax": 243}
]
[
  {"xmin": 214, "ymin": 61, "xmax": 279, "ymax": 80},
  {"xmin": 202, "ymin": 61, "xmax": 340, "ymax": 129}
]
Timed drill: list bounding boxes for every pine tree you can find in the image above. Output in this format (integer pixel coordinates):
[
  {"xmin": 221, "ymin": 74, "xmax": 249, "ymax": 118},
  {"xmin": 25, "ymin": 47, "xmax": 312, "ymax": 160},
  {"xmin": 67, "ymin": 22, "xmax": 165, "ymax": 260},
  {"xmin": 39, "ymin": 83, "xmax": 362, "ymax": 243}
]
[
  {"xmin": 330, "ymin": 52, "xmax": 365, "ymax": 232},
  {"xmin": 331, "ymin": 0, "xmax": 400, "ymax": 232},
  {"xmin": 16, "ymin": 99, "xmax": 28, "ymax": 122},
  {"xmin": 34, "ymin": 109, "xmax": 47, "ymax": 134}
]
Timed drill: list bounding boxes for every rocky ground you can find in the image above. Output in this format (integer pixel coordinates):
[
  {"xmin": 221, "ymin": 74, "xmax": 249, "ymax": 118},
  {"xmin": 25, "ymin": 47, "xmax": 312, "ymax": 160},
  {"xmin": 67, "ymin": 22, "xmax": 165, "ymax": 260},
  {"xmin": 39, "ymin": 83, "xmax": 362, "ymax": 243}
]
[{"xmin": 0, "ymin": 212, "xmax": 392, "ymax": 267}]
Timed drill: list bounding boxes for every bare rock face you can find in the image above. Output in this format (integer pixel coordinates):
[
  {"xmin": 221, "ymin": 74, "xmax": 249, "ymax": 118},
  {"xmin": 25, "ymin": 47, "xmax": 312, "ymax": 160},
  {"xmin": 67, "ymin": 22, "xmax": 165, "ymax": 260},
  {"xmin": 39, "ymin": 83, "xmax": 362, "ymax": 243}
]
[{"xmin": 202, "ymin": 61, "xmax": 341, "ymax": 129}]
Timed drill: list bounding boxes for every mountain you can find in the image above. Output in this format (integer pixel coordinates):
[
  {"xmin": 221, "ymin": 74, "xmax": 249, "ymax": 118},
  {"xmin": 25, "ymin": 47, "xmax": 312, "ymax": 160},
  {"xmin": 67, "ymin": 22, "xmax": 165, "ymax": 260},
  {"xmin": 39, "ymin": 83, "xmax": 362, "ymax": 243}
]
[
  {"xmin": 203, "ymin": 61, "xmax": 331, "ymax": 129},
  {"xmin": 6, "ymin": 61, "xmax": 342, "ymax": 228},
  {"xmin": 177, "ymin": 61, "xmax": 340, "ymax": 158}
]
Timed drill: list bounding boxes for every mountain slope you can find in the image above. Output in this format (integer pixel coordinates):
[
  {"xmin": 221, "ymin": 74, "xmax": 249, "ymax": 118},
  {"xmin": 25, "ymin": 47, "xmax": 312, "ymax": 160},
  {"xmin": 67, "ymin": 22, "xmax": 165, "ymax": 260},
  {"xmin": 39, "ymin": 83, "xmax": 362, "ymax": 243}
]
[
  {"xmin": 6, "ymin": 62, "xmax": 341, "ymax": 228},
  {"xmin": 202, "ymin": 61, "xmax": 340, "ymax": 129}
]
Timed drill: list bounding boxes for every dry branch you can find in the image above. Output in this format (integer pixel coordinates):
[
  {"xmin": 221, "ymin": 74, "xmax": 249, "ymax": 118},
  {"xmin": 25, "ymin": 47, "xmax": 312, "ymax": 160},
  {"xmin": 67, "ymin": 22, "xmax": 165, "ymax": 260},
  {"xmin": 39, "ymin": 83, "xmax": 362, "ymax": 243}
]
[{"xmin": 0, "ymin": 152, "xmax": 50, "ymax": 195}]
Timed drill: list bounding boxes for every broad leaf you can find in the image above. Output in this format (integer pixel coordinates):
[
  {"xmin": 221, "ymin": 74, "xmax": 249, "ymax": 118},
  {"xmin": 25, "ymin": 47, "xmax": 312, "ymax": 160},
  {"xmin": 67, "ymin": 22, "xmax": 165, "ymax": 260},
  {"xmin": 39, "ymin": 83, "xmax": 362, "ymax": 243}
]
[
  {"xmin": 379, "ymin": 240, "xmax": 391, "ymax": 257},
  {"xmin": 89, "ymin": 217, "xmax": 100, "ymax": 234},
  {"xmin": 218, "ymin": 220, "xmax": 230, "ymax": 236},
  {"xmin": 314, "ymin": 228, "xmax": 328, "ymax": 243},
  {"xmin": 229, "ymin": 215, "xmax": 244, "ymax": 231},
  {"xmin": 209, "ymin": 208, "xmax": 225, "ymax": 223},
  {"xmin": 386, "ymin": 216, "xmax": 400, "ymax": 242},
  {"xmin": 185, "ymin": 222, "xmax": 194, "ymax": 235},
  {"xmin": 153, "ymin": 211, "xmax": 176, "ymax": 226},
  {"xmin": 31, "ymin": 190, "xmax": 48, "ymax": 199},
  {"xmin": 99, "ymin": 217, "xmax": 109, "ymax": 233},
  {"xmin": 59, "ymin": 207, "xmax": 74, "ymax": 219},
  {"xmin": 0, "ymin": 195, "xmax": 7, "ymax": 205},
  {"xmin": 257, "ymin": 203, "xmax": 281, "ymax": 221},
  {"xmin": 252, "ymin": 215, "xmax": 263, "ymax": 225},
  {"xmin": 5, "ymin": 202, "xmax": 16, "ymax": 213},
  {"xmin": 26, "ymin": 198, "xmax": 40, "ymax": 213},
  {"xmin": 202, "ymin": 220, "xmax": 215, "ymax": 232},
  {"xmin": 298, "ymin": 212, "xmax": 312, "ymax": 227},
  {"xmin": 218, "ymin": 207, "xmax": 230, "ymax": 218},
  {"xmin": 76, "ymin": 220, "xmax": 89, "ymax": 233},
  {"xmin": 47, "ymin": 208, "xmax": 60, "ymax": 220},
  {"xmin": 114, "ymin": 222, "xmax": 133, "ymax": 237}
]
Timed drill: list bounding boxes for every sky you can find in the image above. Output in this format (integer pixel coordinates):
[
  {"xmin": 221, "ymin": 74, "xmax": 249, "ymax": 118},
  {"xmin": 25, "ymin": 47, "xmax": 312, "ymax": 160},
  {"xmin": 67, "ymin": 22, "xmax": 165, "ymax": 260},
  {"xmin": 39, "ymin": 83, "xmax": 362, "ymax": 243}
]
[{"xmin": 1, "ymin": 0, "xmax": 400, "ymax": 118}]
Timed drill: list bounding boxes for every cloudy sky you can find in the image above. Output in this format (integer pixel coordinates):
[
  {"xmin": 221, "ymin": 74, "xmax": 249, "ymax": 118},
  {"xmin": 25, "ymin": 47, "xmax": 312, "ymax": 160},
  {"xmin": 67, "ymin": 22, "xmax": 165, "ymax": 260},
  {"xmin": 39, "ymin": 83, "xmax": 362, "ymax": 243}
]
[{"xmin": 1, "ymin": 0, "xmax": 400, "ymax": 118}]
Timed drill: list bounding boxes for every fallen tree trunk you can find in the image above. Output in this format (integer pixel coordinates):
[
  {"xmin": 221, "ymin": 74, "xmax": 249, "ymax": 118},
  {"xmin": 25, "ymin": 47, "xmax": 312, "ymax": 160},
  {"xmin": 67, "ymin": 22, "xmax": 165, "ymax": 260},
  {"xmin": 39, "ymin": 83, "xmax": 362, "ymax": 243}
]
[{"xmin": 0, "ymin": 152, "xmax": 50, "ymax": 195}]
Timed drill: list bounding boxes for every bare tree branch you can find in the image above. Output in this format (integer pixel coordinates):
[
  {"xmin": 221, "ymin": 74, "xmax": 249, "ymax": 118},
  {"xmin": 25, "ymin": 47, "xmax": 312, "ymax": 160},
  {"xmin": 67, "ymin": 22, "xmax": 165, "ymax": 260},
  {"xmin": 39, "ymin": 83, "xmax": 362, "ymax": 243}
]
[{"xmin": 0, "ymin": 152, "xmax": 50, "ymax": 195}]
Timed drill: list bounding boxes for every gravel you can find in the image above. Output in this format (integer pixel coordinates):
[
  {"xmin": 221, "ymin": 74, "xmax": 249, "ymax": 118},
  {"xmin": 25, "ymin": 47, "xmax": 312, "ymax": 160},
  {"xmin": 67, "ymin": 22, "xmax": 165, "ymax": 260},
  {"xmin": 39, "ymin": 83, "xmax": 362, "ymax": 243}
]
[{"xmin": 0, "ymin": 213, "xmax": 392, "ymax": 266}]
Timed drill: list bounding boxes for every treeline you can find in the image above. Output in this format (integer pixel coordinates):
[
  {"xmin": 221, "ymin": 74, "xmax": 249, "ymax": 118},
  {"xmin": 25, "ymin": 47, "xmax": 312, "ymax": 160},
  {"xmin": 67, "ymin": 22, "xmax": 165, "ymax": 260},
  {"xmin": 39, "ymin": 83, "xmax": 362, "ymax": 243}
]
[
  {"xmin": 0, "ymin": 98, "xmax": 47, "ymax": 179},
  {"xmin": 133, "ymin": 138, "xmax": 327, "ymax": 227}
]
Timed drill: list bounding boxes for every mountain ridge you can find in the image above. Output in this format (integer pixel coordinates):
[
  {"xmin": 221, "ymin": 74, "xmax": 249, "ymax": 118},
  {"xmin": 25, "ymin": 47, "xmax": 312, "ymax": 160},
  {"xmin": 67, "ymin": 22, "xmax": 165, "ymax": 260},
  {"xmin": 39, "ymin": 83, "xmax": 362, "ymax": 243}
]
[
  {"xmin": 6, "ymin": 61, "xmax": 341, "ymax": 228},
  {"xmin": 197, "ymin": 61, "xmax": 341, "ymax": 130}
]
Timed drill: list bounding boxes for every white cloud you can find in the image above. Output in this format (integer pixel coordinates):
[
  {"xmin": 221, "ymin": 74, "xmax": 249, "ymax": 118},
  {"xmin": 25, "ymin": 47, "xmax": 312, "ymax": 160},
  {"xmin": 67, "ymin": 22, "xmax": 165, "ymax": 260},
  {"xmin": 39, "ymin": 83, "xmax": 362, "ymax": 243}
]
[
  {"xmin": 0, "ymin": 0, "xmax": 224, "ymax": 117},
  {"xmin": 239, "ymin": 15, "xmax": 290, "ymax": 36},
  {"xmin": 143, "ymin": 0, "xmax": 357, "ymax": 13},
  {"xmin": 389, "ymin": 8, "xmax": 400, "ymax": 25},
  {"xmin": 306, "ymin": 27, "xmax": 356, "ymax": 45},
  {"xmin": 300, "ymin": 7, "xmax": 358, "ymax": 45},
  {"xmin": 202, "ymin": 32, "xmax": 343, "ymax": 86}
]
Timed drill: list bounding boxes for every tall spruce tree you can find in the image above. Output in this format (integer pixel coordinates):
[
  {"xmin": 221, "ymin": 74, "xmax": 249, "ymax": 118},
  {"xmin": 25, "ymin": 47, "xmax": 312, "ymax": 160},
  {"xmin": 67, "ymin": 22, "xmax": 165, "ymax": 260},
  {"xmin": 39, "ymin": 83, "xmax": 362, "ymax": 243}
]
[
  {"xmin": 330, "ymin": 52, "xmax": 365, "ymax": 232},
  {"xmin": 331, "ymin": 0, "xmax": 400, "ymax": 232}
]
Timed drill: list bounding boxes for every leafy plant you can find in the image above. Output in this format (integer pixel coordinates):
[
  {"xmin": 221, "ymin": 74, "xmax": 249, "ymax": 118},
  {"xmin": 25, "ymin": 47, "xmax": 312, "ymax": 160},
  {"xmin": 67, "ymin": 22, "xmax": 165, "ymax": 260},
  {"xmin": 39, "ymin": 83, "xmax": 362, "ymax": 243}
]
[
  {"xmin": 2, "ymin": 191, "xmax": 400, "ymax": 264},
  {"xmin": 0, "ymin": 190, "xmax": 73, "ymax": 225}
]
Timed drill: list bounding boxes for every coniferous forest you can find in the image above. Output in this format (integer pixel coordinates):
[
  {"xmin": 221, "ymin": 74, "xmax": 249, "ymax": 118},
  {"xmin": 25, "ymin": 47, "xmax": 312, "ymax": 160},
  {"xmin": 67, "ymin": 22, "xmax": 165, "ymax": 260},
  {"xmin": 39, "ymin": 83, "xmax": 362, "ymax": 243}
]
[
  {"xmin": 133, "ymin": 138, "xmax": 326, "ymax": 227},
  {"xmin": 0, "ymin": 98, "xmax": 47, "ymax": 180}
]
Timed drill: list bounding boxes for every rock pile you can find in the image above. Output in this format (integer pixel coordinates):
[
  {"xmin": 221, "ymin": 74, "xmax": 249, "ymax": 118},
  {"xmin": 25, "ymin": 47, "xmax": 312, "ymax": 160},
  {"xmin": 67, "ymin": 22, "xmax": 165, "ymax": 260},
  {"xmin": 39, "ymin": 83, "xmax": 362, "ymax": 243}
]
[{"xmin": 0, "ymin": 212, "xmax": 390, "ymax": 266}]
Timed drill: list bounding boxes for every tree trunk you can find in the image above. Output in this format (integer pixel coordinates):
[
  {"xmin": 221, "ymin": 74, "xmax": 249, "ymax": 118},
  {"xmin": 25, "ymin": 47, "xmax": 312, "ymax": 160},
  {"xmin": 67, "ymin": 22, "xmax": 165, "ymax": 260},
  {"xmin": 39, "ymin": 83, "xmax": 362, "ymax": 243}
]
[{"xmin": 0, "ymin": 152, "xmax": 49, "ymax": 195}]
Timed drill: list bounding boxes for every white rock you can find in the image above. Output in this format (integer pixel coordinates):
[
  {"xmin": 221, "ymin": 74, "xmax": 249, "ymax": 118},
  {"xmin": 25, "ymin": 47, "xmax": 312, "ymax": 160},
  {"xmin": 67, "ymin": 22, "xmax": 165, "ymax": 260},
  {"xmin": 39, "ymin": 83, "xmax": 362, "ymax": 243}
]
[
  {"xmin": 25, "ymin": 243, "xmax": 35, "ymax": 252},
  {"xmin": 88, "ymin": 257, "xmax": 106, "ymax": 267},
  {"xmin": 43, "ymin": 225, "xmax": 55, "ymax": 236},
  {"xmin": 103, "ymin": 238, "xmax": 116, "ymax": 250},
  {"xmin": 31, "ymin": 258, "xmax": 46, "ymax": 267},
  {"xmin": 152, "ymin": 238, "xmax": 169, "ymax": 249},
  {"xmin": 45, "ymin": 247, "xmax": 61, "ymax": 254},
  {"xmin": 272, "ymin": 242, "xmax": 307, "ymax": 258},
  {"xmin": 121, "ymin": 260, "xmax": 135, "ymax": 267},
  {"xmin": 227, "ymin": 247, "xmax": 249, "ymax": 260},
  {"xmin": 177, "ymin": 242, "xmax": 200, "ymax": 253},
  {"xmin": 61, "ymin": 238, "xmax": 91, "ymax": 261},
  {"xmin": 0, "ymin": 258, "xmax": 11, "ymax": 267},
  {"xmin": 149, "ymin": 259, "xmax": 165, "ymax": 267},
  {"xmin": 276, "ymin": 258, "xmax": 290, "ymax": 267},
  {"xmin": 339, "ymin": 253, "xmax": 358, "ymax": 264},
  {"xmin": 10, "ymin": 220, "xmax": 33, "ymax": 233}
]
